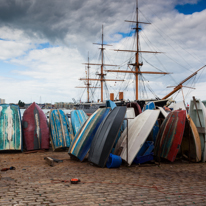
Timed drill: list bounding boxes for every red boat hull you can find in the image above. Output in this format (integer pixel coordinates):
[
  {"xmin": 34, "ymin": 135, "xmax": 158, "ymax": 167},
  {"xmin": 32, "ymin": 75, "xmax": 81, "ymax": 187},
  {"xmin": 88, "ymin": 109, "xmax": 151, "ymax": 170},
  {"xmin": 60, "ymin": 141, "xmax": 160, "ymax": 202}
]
[
  {"xmin": 22, "ymin": 102, "xmax": 49, "ymax": 151},
  {"xmin": 127, "ymin": 102, "xmax": 142, "ymax": 116},
  {"xmin": 155, "ymin": 110, "xmax": 186, "ymax": 162}
]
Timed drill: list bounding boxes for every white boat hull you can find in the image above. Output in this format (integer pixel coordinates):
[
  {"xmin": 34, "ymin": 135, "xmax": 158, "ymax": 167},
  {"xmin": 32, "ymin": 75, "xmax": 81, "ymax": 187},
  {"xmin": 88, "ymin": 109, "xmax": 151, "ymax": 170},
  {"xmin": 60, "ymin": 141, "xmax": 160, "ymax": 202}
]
[{"xmin": 119, "ymin": 110, "xmax": 160, "ymax": 166}]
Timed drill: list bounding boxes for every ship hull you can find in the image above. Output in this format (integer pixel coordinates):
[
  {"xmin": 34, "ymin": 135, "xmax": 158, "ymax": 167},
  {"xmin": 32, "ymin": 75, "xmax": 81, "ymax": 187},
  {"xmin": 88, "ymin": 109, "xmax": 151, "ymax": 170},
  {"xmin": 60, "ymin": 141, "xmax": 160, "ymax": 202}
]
[
  {"xmin": 69, "ymin": 108, "xmax": 110, "ymax": 161},
  {"xmin": 49, "ymin": 109, "xmax": 74, "ymax": 151},
  {"xmin": 71, "ymin": 110, "xmax": 88, "ymax": 136},
  {"xmin": 22, "ymin": 102, "xmax": 49, "ymax": 151},
  {"xmin": 0, "ymin": 104, "xmax": 22, "ymax": 151},
  {"xmin": 154, "ymin": 110, "xmax": 186, "ymax": 162},
  {"xmin": 88, "ymin": 106, "xmax": 127, "ymax": 167}
]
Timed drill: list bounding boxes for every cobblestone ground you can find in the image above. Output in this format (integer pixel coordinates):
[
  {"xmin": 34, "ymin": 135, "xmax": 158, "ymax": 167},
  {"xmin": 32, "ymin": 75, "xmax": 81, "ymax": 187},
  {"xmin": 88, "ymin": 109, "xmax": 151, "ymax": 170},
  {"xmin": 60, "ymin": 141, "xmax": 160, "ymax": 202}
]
[{"xmin": 0, "ymin": 150, "xmax": 206, "ymax": 206}]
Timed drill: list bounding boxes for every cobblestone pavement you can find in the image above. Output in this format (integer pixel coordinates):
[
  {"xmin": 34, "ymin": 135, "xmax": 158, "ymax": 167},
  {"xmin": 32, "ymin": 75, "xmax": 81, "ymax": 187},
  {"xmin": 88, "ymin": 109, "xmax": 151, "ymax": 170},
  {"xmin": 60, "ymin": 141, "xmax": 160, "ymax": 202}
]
[{"xmin": 0, "ymin": 150, "xmax": 206, "ymax": 206}]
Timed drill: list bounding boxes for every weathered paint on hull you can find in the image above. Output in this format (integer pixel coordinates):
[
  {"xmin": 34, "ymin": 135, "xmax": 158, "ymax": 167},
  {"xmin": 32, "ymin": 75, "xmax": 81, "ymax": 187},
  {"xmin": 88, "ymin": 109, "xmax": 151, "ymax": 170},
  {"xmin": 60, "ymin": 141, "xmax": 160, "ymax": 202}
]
[
  {"xmin": 71, "ymin": 110, "xmax": 88, "ymax": 136},
  {"xmin": 49, "ymin": 109, "xmax": 74, "ymax": 151},
  {"xmin": 0, "ymin": 104, "xmax": 22, "ymax": 151},
  {"xmin": 181, "ymin": 114, "xmax": 201, "ymax": 162},
  {"xmin": 69, "ymin": 108, "xmax": 110, "ymax": 161},
  {"xmin": 22, "ymin": 102, "xmax": 49, "ymax": 151},
  {"xmin": 154, "ymin": 110, "xmax": 186, "ymax": 162}
]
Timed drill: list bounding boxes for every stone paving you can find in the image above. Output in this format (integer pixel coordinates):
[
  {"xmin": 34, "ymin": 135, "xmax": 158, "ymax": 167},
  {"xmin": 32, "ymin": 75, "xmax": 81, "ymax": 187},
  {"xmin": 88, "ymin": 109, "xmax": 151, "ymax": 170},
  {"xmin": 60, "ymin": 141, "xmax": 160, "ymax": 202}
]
[{"xmin": 0, "ymin": 150, "xmax": 206, "ymax": 206}]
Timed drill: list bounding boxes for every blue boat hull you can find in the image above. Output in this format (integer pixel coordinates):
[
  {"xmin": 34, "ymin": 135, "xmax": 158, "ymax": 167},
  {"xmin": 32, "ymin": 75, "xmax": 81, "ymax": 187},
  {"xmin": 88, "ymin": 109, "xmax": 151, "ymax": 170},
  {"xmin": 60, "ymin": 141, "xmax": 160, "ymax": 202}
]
[
  {"xmin": 89, "ymin": 106, "xmax": 127, "ymax": 167},
  {"xmin": 69, "ymin": 108, "xmax": 110, "ymax": 161},
  {"xmin": 71, "ymin": 110, "xmax": 88, "ymax": 136},
  {"xmin": 49, "ymin": 109, "xmax": 74, "ymax": 151}
]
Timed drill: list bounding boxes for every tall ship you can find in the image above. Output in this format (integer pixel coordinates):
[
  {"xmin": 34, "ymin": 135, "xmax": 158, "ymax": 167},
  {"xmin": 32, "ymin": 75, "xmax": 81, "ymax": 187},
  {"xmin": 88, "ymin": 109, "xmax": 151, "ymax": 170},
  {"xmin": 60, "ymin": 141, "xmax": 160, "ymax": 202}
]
[{"xmin": 75, "ymin": 0, "xmax": 205, "ymax": 114}]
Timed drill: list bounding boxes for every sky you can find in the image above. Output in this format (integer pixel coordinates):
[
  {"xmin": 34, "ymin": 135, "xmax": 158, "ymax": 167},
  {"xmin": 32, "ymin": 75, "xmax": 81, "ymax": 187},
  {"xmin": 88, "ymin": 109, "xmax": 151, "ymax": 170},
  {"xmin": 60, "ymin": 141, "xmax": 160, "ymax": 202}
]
[{"xmin": 0, "ymin": 0, "xmax": 206, "ymax": 104}]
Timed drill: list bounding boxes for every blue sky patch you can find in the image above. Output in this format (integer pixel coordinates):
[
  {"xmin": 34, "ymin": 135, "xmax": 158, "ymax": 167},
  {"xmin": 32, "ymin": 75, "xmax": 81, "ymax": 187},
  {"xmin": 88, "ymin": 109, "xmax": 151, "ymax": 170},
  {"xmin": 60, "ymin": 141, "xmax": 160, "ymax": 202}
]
[
  {"xmin": 36, "ymin": 42, "xmax": 52, "ymax": 50},
  {"xmin": 118, "ymin": 31, "xmax": 135, "ymax": 38},
  {"xmin": 175, "ymin": 0, "xmax": 206, "ymax": 14},
  {"xmin": 107, "ymin": 31, "xmax": 136, "ymax": 44},
  {"xmin": 35, "ymin": 42, "xmax": 59, "ymax": 50},
  {"xmin": 0, "ymin": 38, "xmax": 9, "ymax": 41},
  {"xmin": 0, "ymin": 61, "xmax": 31, "ymax": 80}
]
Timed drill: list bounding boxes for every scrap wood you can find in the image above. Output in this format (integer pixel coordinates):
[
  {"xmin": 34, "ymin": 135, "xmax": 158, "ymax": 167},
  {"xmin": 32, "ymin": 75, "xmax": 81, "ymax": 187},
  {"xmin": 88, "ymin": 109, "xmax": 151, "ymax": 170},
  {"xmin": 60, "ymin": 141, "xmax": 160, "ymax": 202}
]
[
  {"xmin": 44, "ymin": 157, "xmax": 54, "ymax": 167},
  {"xmin": 44, "ymin": 157, "xmax": 63, "ymax": 163},
  {"xmin": 51, "ymin": 158, "xmax": 63, "ymax": 163},
  {"xmin": 44, "ymin": 157, "xmax": 64, "ymax": 167}
]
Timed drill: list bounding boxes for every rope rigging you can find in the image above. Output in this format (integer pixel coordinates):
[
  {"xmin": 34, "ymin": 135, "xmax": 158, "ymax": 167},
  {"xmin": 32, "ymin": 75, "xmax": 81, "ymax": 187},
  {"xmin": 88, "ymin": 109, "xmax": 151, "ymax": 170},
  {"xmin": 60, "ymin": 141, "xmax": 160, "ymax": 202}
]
[
  {"xmin": 76, "ymin": 3, "xmax": 206, "ymax": 103},
  {"xmin": 138, "ymin": 9, "xmax": 195, "ymax": 72}
]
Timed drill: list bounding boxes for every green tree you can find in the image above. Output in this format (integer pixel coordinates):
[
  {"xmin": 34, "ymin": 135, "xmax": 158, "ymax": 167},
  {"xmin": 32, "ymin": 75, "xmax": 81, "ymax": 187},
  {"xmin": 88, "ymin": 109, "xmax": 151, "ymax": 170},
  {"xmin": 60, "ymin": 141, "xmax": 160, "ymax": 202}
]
[{"xmin": 18, "ymin": 100, "xmax": 25, "ymax": 107}]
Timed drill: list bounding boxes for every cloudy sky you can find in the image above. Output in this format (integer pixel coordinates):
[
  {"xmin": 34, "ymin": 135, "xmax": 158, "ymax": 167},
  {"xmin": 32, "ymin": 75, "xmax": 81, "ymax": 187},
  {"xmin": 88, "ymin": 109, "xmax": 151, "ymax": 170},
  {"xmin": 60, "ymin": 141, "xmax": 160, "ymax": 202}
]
[{"xmin": 0, "ymin": 0, "xmax": 206, "ymax": 104}]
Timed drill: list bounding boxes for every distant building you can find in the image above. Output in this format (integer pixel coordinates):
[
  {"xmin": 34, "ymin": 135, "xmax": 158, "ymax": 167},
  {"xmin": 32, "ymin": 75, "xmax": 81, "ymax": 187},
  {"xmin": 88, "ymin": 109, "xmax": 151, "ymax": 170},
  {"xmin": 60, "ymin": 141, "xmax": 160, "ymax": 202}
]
[
  {"xmin": 45, "ymin": 103, "xmax": 52, "ymax": 109},
  {"xmin": 54, "ymin": 102, "xmax": 74, "ymax": 109},
  {"xmin": 0, "ymin": 99, "xmax": 5, "ymax": 104}
]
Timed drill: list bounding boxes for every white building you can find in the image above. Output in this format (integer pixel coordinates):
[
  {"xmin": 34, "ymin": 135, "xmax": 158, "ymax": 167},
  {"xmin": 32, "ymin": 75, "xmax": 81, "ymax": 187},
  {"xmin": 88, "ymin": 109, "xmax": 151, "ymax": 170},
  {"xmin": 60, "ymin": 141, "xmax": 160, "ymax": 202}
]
[{"xmin": 0, "ymin": 99, "xmax": 5, "ymax": 104}]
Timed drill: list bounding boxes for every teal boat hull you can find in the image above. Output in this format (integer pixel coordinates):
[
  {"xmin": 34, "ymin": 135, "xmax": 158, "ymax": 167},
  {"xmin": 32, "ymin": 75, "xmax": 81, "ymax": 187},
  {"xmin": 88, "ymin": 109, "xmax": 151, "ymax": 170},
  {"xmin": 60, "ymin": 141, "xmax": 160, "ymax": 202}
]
[
  {"xmin": 0, "ymin": 104, "xmax": 22, "ymax": 151},
  {"xmin": 71, "ymin": 110, "xmax": 88, "ymax": 136},
  {"xmin": 49, "ymin": 109, "xmax": 74, "ymax": 151}
]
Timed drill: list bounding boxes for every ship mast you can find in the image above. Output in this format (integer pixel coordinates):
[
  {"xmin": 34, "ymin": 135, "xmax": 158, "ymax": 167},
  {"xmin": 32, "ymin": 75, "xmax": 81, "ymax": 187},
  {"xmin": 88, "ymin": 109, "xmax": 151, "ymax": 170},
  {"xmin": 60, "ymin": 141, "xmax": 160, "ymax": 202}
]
[
  {"xmin": 106, "ymin": 0, "xmax": 170, "ymax": 100},
  {"xmin": 76, "ymin": 52, "xmax": 100, "ymax": 103},
  {"xmin": 87, "ymin": 54, "xmax": 90, "ymax": 102},
  {"xmin": 81, "ymin": 25, "xmax": 124, "ymax": 102},
  {"xmin": 162, "ymin": 65, "xmax": 206, "ymax": 100},
  {"xmin": 135, "ymin": 0, "xmax": 139, "ymax": 100}
]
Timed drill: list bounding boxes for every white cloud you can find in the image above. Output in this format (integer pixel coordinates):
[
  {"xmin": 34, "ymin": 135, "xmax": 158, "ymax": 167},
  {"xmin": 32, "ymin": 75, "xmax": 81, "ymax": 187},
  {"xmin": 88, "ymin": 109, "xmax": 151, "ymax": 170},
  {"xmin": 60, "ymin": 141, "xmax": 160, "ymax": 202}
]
[
  {"xmin": 0, "ymin": 40, "xmax": 31, "ymax": 60},
  {"xmin": 0, "ymin": 0, "xmax": 205, "ymax": 104}
]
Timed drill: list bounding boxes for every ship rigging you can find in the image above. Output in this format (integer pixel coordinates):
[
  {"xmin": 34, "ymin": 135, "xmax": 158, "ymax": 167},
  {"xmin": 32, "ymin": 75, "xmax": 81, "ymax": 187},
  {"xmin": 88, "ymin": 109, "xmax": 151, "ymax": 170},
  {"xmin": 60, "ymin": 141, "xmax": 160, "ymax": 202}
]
[{"xmin": 76, "ymin": 0, "xmax": 205, "ymax": 104}]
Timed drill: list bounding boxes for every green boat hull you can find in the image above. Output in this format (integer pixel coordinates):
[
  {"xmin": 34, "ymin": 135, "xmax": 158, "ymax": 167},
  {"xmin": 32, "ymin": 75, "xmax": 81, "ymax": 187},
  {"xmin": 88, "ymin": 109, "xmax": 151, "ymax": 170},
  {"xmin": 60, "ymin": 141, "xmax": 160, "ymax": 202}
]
[{"xmin": 0, "ymin": 104, "xmax": 22, "ymax": 151}]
